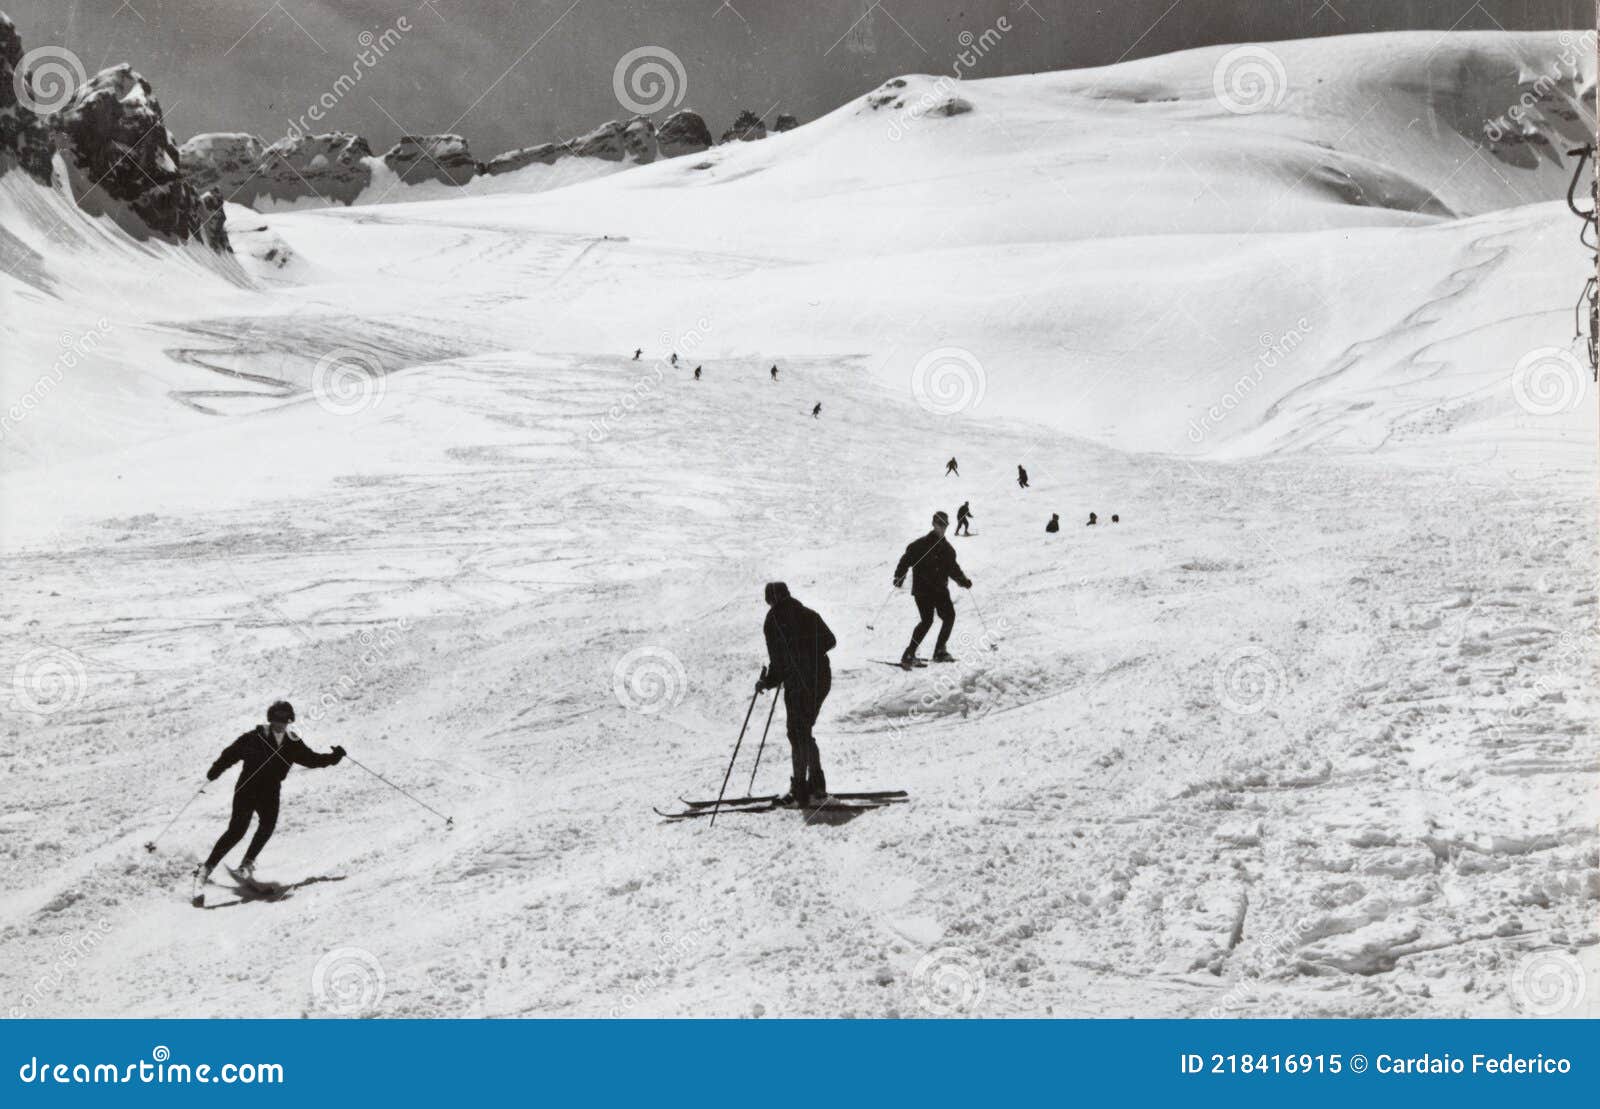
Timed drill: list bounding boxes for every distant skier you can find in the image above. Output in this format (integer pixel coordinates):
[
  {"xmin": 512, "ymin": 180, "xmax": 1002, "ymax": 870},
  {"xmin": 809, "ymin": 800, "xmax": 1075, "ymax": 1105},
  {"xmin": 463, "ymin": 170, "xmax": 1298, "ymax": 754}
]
[
  {"xmin": 945, "ymin": 457, "xmax": 959, "ymax": 477},
  {"xmin": 812, "ymin": 402, "xmax": 821, "ymax": 418},
  {"xmin": 955, "ymin": 501, "xmax": 973, "ymax": 536},
  {"xmin": 1112, "ymin": 514, "xmax": 1120, "ymax": 523},
  {"xmin": 193, "ymin": 701, "xmax": 343, "ymax": 903},
  {"xmin": 1046, "ymin": 513, "xmax": 1060, "ymax": 533},
  {"xmin": 633, "ymin": 348, "xmax": 641, "ymax": 361},
  {"xmin": 1086, "ymin": 512, "xmax": 1098, "ymax": 526},
  {"xmin": 755, "ymin": 582, "xmax": 835, "ymax": 807},
  {"xmin": 671, "ymin": 353, "xmax": 679, "ymax": 367},
  {"xmin": 770, "ymin": 365, "xmax": 779, "ymax": 381},
  {"xmin": 1017, "ymin": 465, "xmax": 1029, "ymax": 489},
  {"xmin": 694, "ymin": 365, "xmax": 702, "ymax": 380},
  {"xmin": 893, "ymin": 511, "xmax": 972, "ymax": 666}
]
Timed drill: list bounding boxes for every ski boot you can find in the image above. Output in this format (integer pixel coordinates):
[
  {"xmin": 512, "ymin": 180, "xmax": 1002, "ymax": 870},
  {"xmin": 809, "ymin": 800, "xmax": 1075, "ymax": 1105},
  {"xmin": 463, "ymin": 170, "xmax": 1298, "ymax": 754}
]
[
  {"xmin": 190, "ymin": 863, "xmax": 211, "ymax": 907},
  {"xmin": 931, "ymin": 650, "xmax": 956, "ymax": 663}
]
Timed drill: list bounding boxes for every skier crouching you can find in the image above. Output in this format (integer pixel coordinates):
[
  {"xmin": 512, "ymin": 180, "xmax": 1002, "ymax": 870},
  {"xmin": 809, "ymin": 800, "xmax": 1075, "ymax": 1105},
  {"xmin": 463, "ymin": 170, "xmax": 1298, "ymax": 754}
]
[
  {"xmin": 193, "ymin": 700, "xmax": 344, "ymax": 901},
  {"xmin": 755, "ymin": 582, "xmax": 835, "ymax": 807}
]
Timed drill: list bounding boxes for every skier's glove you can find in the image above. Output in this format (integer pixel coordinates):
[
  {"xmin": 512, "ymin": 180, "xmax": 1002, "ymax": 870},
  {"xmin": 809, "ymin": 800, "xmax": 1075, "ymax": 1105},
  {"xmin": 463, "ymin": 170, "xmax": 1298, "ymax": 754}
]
[
  {"xmin": 754, "ymin": 666, "xmax": 771, "ymax": 692},
  {"xmin": 331, "ymin": 745, "xmax": 346, "ymax": 764},
  {"xmin": 961, "ymin": 578, "xmax": 972, "ymax": 589},
  {"xmin": 893, "ymin": 575, "xmax": 904, "ymax": 589}
]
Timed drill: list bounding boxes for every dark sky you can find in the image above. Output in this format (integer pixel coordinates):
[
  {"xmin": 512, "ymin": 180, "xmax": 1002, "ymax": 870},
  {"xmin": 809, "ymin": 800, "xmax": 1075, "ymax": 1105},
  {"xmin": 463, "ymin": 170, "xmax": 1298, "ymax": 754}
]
[{"xmin": 4, "ymin": 1, "xmax": 1590, "ymax": 156}]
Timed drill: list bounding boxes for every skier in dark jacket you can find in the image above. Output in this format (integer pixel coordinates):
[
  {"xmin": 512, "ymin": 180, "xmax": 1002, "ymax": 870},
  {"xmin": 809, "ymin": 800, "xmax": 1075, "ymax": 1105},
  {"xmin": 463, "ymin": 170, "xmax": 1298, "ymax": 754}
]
[
  {"xmin": 812, "ymin": 402, "xmax": 821, "ymax": 418},
  {"xmin": 945, "ymin": 457, "xmax": 959, "ymax": 477},
  {"xmin": 694, "ymin": 365, "xmax": 702, "ymax": 380},
  {"xmin": 771, "ymin": 365, "xmax": 779, "ymax": 381},
  {"xmin": 633, "ymin": 348, "xmax": 642, "ymax": 361},
  {"xmin": 893, "ymin": 511, "xmax": 972, "ymax": 666},
  {"xmin": 755, "ymin": 583, "xmax": 834, "ymax": 806},
  {"xmin": 1046, "ymin": 513, "xmax": 1060, "ymax": 533},
  {"xmin": 1017, "ymin": 465, "xmax": 1029, "ymax": 489},
  {"xmin": 955, "ymin": 501, "xmax": 973, "ymax": 536},
  {"xmin": 193, "ymin": 701, "xmax": 343, "ymax": 900}
]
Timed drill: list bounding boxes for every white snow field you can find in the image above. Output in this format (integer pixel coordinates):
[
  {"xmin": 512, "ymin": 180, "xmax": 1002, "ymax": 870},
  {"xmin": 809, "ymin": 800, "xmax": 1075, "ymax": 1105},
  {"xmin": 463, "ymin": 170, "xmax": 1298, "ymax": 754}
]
[{"xmin": 2, "ymin": 31, "xmax": 1597, "ymax": 1018}]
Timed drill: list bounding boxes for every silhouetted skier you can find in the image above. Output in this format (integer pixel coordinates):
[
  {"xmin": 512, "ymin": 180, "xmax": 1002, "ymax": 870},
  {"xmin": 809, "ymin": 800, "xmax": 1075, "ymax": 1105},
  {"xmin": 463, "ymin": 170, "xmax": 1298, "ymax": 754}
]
[
  {"xmin": 694, "ymin": 366, "xmax": 702, "ymax": 380},
  {"xmin": 812, "ymin": 402, "xmax": 821, "ymax": 418},
  {"xmin": 955, "ymin": 501, "xmax": 973, "ymax": 536},
  {"xmin": 893, "ymin": 511, "xmax": 971, "ymax": 666},
  {"xmin": 1086, "ymin": 512, "xmax": 1097, "ymax": 526},
  {"xmin": 671, "ymin": 353, "xmax": 679, "ymax": 367},
  {"xmin": 633, "ymin": 348, "xmax": 641, "ymax": 361},
  {"xmin": 771, "ymin": 365, "xmax": 779, "ymax": 381},
  {"xmin": 945, "ymin": 457, "xmax": 959, "ymax": 477},
  {"xmin": 1112, "ymin": 514, "xmax": 1120, "ymax": 523},
  {"xmin": 756, "ymin": 582, "xmax": 834, "ymax": 806},
  {"xmin": 1046, "ymin": 513, "xmax": 1060, "ymax": 533},
  {"xmin": 1017, "ymin": 465, "xmax": 1029, "ymax": 489},
  {"xmin": 193, "ymin": 701, "xmax": 343, "ymax": 903}
]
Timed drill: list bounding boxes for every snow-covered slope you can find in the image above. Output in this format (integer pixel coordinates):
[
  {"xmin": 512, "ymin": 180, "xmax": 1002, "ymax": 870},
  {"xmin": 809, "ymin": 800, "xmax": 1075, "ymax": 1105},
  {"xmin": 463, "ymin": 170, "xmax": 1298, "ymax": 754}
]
[{"xmin": 1, "ymin": 31, "xmax": 1595, "ymax": 1019}]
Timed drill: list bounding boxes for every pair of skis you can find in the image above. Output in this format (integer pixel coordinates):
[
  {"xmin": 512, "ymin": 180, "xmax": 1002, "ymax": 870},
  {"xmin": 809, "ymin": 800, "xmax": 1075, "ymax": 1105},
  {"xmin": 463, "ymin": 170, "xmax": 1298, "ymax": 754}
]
[{"xmin": 655, "ymin": 789, "xmax": 908, "ymax": 821}]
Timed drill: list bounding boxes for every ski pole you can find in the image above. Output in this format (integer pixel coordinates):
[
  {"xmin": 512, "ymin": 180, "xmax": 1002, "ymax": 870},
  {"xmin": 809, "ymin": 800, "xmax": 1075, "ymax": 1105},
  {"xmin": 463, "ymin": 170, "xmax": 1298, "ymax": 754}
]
[
  {"xmin": 865, "ymin": 587, "xmax": 897, "ymax": 631},
  {"xmin": 967, "ymin": 591, "xmax": 1000, "ymax": 651},
  {"xmin": 745, "ymin": 684, "xmax": 782, "ymax": 794},
  {"xmin": 345, "ymin": 753, "xmax": 454, "ymax": 828},
  {"xmin": 144, "ymin": 781, "xmax": 209, "ymax": 853},
  {"xmin": 710, "ymin": 685, "xmax": 763, "ymax": 827}
]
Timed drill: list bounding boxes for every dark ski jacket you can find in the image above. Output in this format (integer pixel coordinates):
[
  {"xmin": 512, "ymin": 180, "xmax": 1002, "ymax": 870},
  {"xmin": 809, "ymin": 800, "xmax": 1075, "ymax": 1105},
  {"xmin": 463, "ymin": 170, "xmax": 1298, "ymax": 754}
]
[
  {"xmin": 208, "ymin": 725, "xmax": 342, "ymax": 797},
  {"xmin": 895, "ymin": 531, "xmax": 971, "ymax": 597},
  {"xmin": 763, "ymin": 596, "xmax": 836, "ymax": 696}
]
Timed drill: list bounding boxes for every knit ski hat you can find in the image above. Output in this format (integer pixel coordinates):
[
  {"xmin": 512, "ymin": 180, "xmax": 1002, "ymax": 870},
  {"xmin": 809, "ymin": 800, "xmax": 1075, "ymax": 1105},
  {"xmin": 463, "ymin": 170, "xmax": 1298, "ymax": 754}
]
[{"xmin": 932, "ymin": 511, "xmax": 950, "ymax": 527}]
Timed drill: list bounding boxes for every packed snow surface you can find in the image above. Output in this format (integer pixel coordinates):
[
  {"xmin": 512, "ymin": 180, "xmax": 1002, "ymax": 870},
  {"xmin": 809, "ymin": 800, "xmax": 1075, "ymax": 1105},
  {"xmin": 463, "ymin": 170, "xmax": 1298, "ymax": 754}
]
[{"xmin": 2, "ymin": 31, "xmax": 1596, "ymax": 1018}]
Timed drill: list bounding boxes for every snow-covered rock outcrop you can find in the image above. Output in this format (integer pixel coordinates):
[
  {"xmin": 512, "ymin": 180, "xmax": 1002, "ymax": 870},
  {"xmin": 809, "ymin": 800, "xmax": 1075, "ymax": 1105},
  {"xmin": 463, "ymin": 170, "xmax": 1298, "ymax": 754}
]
[
  {"xmin": 382, "ymin": 133, "xmax": 477, "ymax": 185},
  {"xmin": 51, "ymin": 63, "xmax": 227, "ymax": 248},
  {"xmin": 656, "ymin": 109, "xmax": 713, "ymax": 157},
  {"xmin": 0, "ymin": 11, "xmax": 51, "ymax": 181},
  {"xmin": 179, "ymin": 131, "xmax": 374, "ymax": 208}
]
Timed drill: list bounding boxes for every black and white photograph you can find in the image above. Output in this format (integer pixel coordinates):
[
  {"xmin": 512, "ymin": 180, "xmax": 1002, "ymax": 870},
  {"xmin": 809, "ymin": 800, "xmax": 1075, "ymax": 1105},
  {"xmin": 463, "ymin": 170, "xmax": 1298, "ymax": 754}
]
[{"xmin": 1, "ymin": 0, "xmax": 1597, "ymax": 1032}]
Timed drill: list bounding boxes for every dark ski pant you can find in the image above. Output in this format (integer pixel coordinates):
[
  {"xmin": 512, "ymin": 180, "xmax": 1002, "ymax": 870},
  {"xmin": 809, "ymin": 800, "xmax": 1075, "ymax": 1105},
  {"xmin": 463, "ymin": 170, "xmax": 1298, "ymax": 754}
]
[
  {"xmin": 205, "ymin": 790, "xmax": 279, "ymax": 871},
  {"xmin": 955, "ymin": 518, "xmax": 970, "ymax": 535},
  {"xmin": 908, "ymin": 590, "xmax": 956, "ymax": 656},
  {"xmin": 784, "ymin": 671, "xmax": 829, "ymax": 801}
]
